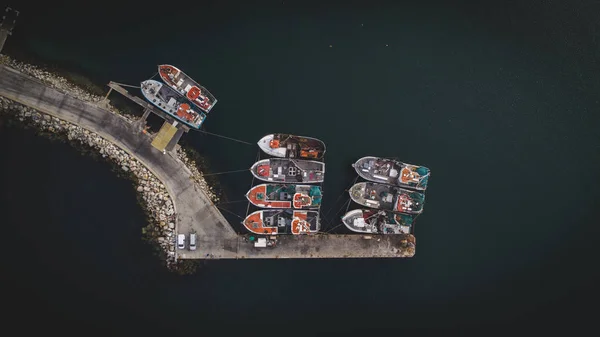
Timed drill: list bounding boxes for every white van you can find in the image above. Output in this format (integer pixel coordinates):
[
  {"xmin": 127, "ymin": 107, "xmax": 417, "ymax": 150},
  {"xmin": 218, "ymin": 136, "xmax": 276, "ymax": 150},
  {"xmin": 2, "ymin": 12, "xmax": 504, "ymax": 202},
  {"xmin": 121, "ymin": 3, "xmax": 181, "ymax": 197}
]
[
  {"xmin": 189, "ymin": 233, "xmax": 197, "ymax": 251},
  {"xmin": 177, "ymin": 234, "xmax": 185, "ymax": 250}
]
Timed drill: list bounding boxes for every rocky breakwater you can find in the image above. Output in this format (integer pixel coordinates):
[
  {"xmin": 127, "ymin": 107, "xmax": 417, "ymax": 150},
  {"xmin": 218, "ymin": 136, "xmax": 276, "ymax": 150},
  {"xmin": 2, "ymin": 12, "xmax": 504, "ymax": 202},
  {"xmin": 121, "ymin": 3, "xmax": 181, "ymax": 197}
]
[
  {"xmin": 0, "ymin": 96, "xmax": 178, "ymax": 268},
  {"xmin": 175, "ymin": 149, "xmax": 220, "ymax": 204},
  {"xmin": 0, "ymin": 54, "xmax": 137, "ymax": 123}
]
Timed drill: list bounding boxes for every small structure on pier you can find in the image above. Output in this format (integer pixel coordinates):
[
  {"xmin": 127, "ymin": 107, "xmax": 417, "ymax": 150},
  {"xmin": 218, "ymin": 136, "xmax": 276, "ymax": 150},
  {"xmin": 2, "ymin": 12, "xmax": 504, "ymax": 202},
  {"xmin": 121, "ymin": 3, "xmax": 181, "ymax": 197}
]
[{"xmin": 101, "ymin": 81, "xmax": 189, "ymax": 152}]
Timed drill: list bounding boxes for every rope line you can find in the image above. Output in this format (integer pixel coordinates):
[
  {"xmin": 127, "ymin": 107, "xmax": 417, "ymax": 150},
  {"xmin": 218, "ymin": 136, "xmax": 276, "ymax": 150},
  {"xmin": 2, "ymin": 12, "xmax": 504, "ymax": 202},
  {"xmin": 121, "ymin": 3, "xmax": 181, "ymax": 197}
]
[
  {"xmin": 325, "ymin": 222, "xmax": 344, "ymax": 233},
  {"xmin": 216, "ymin": 199, "xmax": 248, "ymax": 206},
  {"xmin": 322, "ymin": 175, "xmax": 358, "ymax": 219},
  {"xmin": 111, "ymin": 81, "xmax": 140, "ymax": 89},
  {"xmin": 245, "ymin": 150, "xmax": 260, "ymax": 218},
  {"xmin": 333, "ymin": 199, "xmax": 351, "ymax": 219},
  {"xmin": 197, "ymin": 129, "xmax": 253, "ymax": 145},
  {"xmin": 216, "ymin": 205, "xmax": 245, "ymax": 220},
  {"xmin": 323, "ymin": 199, "xmax": 351, "ymax": 233},
  {"xmin": 202, "ymin": 169, "xmax": 248, "ymax": 176}
]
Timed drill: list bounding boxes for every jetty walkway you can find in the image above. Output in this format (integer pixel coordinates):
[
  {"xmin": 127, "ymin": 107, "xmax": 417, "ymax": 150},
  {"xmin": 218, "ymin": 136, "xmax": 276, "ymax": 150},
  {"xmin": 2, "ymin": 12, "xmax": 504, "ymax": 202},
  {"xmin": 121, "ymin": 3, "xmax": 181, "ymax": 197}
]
[{"xmin": 0, "ymin": 64, "xmax": 416, "ymax": 259}]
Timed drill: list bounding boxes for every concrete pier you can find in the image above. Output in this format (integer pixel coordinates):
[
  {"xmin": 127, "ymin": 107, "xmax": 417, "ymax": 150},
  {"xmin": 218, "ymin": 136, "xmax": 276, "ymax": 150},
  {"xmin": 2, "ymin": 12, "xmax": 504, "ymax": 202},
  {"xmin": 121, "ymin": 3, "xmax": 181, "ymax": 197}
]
[{"xmin": 0, "ymin": 64, "xmax": 416, "ymax": 259}]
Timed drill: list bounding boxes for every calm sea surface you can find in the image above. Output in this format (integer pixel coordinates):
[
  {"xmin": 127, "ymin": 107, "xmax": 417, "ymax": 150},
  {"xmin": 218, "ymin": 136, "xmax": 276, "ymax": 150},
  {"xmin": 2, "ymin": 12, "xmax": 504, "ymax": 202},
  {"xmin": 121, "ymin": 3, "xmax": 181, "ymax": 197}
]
[{"xmin": 1, "ymin": 1, "xmax": 599, "ymax": 335}]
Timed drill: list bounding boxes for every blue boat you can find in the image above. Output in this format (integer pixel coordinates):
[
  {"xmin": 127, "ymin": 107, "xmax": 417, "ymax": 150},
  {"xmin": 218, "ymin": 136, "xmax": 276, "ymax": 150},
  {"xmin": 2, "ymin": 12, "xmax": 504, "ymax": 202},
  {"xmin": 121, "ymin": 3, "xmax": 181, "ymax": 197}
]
[{"xmin": 140, "ymin": 79, "xmax": 206, "ymax": 129}]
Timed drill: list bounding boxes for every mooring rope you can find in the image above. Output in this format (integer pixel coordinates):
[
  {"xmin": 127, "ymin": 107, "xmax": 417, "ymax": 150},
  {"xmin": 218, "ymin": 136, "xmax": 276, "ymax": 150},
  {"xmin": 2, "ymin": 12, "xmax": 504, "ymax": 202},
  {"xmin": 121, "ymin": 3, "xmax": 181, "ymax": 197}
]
[
  {"xmin": 216, "ymin": 205, "xmax": 245, "ymax": 220},
  {"xmin": 216, "ymin": 199, "xmax": 248, "ymax": 206},
  {"xmin": 324, "ymin": 199, "xmax": 351, "ymax": 232},
  {"xmin": 325, "ymin": 222, "xmax": 345, "ymax": 234},
  {"xmin": 202, "ymin": 169, "xmax": 248, "ymax": 176},
  {"xmin": 111, "ymin": 81, "xmax": 140, "ymax": 89},
  {"xmin": 197, "ymin": 129, "xmax": 253, "ymax": 145},
  {"xmin": 244, "ymin": 150, "xmax": 260, "ymax": 218},
  {"xmin": 322, "ymin": 175, "xmax": 358, "ymax": 219}
]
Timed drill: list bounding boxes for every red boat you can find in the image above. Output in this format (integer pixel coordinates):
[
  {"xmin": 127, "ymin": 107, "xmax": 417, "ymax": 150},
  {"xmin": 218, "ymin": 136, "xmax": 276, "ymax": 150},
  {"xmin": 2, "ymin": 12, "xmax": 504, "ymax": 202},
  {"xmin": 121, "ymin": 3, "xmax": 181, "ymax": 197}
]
[
  {"xmin": 158, "ymin": 64, "xmax": 217, "ymax": 113},
  {"xmin": 242, "ymin": 209, "xmax": 321, "ymax": 235},
  {"xmin": 245, "ymin": 184, "xmax": 323, "ymax": 209}
]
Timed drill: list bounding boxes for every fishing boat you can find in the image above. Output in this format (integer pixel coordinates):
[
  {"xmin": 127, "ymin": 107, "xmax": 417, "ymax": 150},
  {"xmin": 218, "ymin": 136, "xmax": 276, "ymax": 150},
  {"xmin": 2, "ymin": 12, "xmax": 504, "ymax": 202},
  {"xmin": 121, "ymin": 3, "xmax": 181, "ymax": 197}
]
[
  {"xmin": 140, "ymin": 80, "xmax": 206, "ymax": 129},
  {"xmin": 158, "ymin": 64, "xmax": 217, "ymax": 113},
  {"xmin": 352, "ymin": 156, "xmax": 430, "ymax": 191},
  {"xmin": 342, "ymin": 209, "xmax": 414, "ymax": 234},
  {"xmin": 250, "ymin": 158, "xmax": 325, "ymax": 184},
  {"xmin": 245, "ymin": 184, "xmax": 322, "ymax": 209},
  {"xmin": 257, "ymin": 134, "xmax": 326, "ymax": 160},
  {"xmin": 242, "ymin": 209, "xmax": 321, "ymax": 235},
  {"xmin": 349, "ymin": 182, "xmax": 425, "ymax": 214}
]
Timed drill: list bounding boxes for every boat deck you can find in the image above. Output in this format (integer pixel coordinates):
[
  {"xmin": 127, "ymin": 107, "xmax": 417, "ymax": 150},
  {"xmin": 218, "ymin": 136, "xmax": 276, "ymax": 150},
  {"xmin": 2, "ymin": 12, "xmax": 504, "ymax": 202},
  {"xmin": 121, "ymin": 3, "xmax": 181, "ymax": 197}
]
[
  {"xmin": 351, "ymin": 182, "xmax": 397, "ymax": 210},
  {"xmin": 0, "ymin": 64, "xmax": 417, "ymax": 261},
  {"xmin": 343, "ymin": 209, "xmax": 412, "ymax": 234},
  {"xmin": 159, "ymin": 65, "xmax": 216, "ymax": 112},
  {"xmin": 253, "ymin": 159, "xmax": 325, "ymax": 183},
  {"xmin": 141, "ymin": 80, "xmax": 205, "ymax": 128},
  {"xmin": 349, "ymin": 182, "xmax": 425, "ymax": 214},
  {"xmin": 243, "ymin": 209, "xmax": 320, "ymax": 235},
  {"xmin": 354, "ymin": 156, "xmax": 430, "ymax": 190},
  {"xmin": 268, "ymin": 134, "xmax": 326, "ymax": 160}
]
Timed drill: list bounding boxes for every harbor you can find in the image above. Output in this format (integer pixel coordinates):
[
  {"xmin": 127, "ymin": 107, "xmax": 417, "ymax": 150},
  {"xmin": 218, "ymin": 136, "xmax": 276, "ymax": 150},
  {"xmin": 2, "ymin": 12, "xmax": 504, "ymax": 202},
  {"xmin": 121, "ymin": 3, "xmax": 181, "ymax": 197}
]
[
  {"xmin": 0, "ymin": 61, "xmax": 417, "ymax": 260},
  {"xmin": 2, "ymin": 2, "xmax": 599, "ymax": 335}
]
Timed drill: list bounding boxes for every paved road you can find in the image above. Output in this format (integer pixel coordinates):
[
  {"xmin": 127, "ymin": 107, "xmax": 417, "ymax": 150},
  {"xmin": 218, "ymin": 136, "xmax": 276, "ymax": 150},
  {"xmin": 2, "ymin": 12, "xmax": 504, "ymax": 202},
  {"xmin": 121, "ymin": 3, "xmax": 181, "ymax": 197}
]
[
  {"xmin": 0, "ymin": 65, "xmax": 238, "ymax": 259},
  {"xmin": 0, "ymin": 65, "xmax": 416, "ymax": 259}
]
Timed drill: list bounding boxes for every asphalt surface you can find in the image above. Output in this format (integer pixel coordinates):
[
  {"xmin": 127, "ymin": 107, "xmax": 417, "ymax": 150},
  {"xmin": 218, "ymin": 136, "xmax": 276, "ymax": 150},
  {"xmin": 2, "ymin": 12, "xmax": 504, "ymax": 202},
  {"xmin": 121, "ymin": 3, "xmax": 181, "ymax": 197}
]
[{"xmin": 0, "ymin": 64, "xmax": 416, "ymax": 259}]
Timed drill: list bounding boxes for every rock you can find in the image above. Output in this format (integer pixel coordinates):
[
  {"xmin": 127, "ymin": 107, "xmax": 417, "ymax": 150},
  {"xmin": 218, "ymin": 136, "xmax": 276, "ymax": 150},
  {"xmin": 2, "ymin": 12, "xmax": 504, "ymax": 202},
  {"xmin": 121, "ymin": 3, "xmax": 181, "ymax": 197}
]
[{"xmin": 0, "ymin": 62, "xmax": 185, "ymax": 268}]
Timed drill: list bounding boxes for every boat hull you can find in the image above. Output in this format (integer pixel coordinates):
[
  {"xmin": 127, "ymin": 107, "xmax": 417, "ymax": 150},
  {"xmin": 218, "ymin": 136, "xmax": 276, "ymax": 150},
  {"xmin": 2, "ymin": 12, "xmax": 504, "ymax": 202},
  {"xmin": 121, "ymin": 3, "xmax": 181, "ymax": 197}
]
[
  {"xmin": 257, "ymin": 134, "xmax": 326, "ymax": 160},
  {"xmin": 158, "ymin": 64, "xmax": 217, "ymax": 113},
  {"xmin": 242, "ymin": 209, "xmax": 320, "ymax": 235},
  {"xmin": 349, "ymin": 182, "xmax": 425, "ymax": 214},
  {"xmin": 245, "ymin": 184, "xmax": 323, "ymax": 209},
  {"xmin": 140, "ymin": 80, "xmax": 206, "ymax": 129},
  {"xmin": 342, "ymin": 209, "xmax": 414, "ymax": 234},
  {"xmin": 250, "ymin": 158, "xmax": 325, "ymax": 184},
  {"xmin": 352, "ymin": 156, "xmax": 430, "ymax": 191}
]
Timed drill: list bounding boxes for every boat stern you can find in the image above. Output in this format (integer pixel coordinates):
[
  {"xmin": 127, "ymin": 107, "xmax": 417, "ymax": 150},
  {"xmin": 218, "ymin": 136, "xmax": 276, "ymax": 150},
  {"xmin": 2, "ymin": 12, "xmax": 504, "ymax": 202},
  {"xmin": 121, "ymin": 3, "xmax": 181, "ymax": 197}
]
[
  {"xmin": 140, "ymin": 80, "xmax": 162, "ymax": 101},
  {"xmin": 250, "ymin": 159, "xmax": 270, "ymax": 181},
  {"xmin": 353, "ymin": 156, "xmax": 377, "ymax": 178},
  {"xmin": 348, "ymin": 182, "xmax": 366, "ymax": 205},
  {"xmin": 257, "ymin": 134, "xmax": 274, "ymax": 152},
  {"xmin": 257, "ymin": 134, "xmax": 288, "ymax": 158},
  {"xmin": 341, "ymin": 209, "xmax": 362, "ymax": 232},
  {"xmin": 242, "ymin": 210, "xmax": 277, "ymax": 235}
]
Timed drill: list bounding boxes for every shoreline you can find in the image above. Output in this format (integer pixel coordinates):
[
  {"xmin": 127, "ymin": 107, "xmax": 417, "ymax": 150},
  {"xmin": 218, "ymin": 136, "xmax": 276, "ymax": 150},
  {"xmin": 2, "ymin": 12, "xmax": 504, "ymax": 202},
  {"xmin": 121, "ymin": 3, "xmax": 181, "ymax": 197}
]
[
  {"xmin": 0, "ymin": 54, "xmax": 224, "ymax": 273},
  {"xmin": 0, "ymin": 54, "xmax": 418, "ymax": 261}
]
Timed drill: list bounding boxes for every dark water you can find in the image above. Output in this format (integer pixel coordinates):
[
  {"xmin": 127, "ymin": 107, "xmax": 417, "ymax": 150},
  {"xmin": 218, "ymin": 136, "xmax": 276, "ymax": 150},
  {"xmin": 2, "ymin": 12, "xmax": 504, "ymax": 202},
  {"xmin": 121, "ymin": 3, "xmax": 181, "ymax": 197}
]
[{"xmin": 1, "ymin": 0, "xmax": 600, "ymax": 335}]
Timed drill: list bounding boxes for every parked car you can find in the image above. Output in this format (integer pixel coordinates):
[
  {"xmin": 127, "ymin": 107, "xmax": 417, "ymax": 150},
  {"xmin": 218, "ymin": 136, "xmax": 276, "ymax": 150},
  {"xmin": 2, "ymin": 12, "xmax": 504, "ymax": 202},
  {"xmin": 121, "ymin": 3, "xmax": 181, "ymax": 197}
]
[
  {"xmin": 189, "ymin": 233, "xmax": 197, "ymax": 251},
  {"xmin": 177, "ymin": 234, "xmax": 185, "ymax": 250}
]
